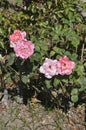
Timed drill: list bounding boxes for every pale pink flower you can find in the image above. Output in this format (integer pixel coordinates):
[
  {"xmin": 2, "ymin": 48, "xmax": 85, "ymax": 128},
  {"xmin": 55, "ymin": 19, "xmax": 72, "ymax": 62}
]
[
  {"xmin": 9, "ymin": 30, "xmax": 26, "ymax": 47},
  {"xmin": 57, "ymin": 56, "xmax": 75, "ymax": 75},
  {"xmin": 39, "ymin": 58, "xmax": 58, "ymax": 79},
  {"xmin": 14, "ymin": 39, "xmax": 34, "ymax": 59}
]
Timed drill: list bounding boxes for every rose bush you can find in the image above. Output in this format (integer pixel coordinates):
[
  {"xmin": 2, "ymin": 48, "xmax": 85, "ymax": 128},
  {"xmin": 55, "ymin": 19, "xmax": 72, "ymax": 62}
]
[{"xmin": 0, "ymin": 0, "xmax": 86, "ymax": 108}]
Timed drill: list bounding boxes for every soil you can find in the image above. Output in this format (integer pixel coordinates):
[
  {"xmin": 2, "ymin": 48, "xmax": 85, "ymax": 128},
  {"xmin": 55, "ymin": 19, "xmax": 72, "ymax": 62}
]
[{"xmin": 0, "ymin": 101, "xmax": 86, "ymax": 130}]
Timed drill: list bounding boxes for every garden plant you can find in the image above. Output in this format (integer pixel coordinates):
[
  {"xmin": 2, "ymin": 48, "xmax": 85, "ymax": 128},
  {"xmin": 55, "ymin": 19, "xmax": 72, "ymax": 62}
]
[{"xmin": 0, "ymin": 0, "xmax": 86, "ymax": 110}]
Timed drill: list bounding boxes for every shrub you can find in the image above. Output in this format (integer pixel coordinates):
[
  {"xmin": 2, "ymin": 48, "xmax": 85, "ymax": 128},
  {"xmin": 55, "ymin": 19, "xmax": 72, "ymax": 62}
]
[{"xmin": 0, "ymin": 0, "xmax": 86, "ymax": 108}]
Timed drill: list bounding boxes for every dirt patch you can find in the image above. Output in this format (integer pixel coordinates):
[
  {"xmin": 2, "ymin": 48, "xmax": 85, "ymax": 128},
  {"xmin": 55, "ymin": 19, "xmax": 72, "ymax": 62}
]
[{"xmin": 0, "ymin": 101, "xmax": 85, "ymax": 130}]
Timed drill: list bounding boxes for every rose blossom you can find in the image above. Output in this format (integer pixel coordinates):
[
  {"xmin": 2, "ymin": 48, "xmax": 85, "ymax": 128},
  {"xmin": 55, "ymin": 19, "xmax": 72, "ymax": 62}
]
[
  {"xmin": 9, "ymin": 30, "xmax": 26, "ymax": 47},
  {"xmin": 57, "ymin": 56, "xmax": 75, "ymax": 75},
  {"xmin": 39, "ymin": 58, "xmax": 59, "ymax": 79},
  {"xmin": 14, "ymin": 39, "xmax": 34, "ymax": 59}
]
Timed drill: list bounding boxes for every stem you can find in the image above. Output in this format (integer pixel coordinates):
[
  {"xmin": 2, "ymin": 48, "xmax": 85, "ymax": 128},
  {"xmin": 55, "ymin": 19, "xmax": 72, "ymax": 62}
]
[
  {"xmin": 32, "ymin": 85, "xmax": 40, "ymax": 93},
  {"xmin": 81, "ymin": 43, "xmax": 85, "ymax": 63},
  {"xmin": 60, "ymin": 81, "xmax": 70, "ymax": 97},
  {"xmin": 8, "ymin": 66, "xmax": 19, "ymax": 75},
  {"xmin": 59, "ymin": 81, "xmax": 66, "ymax": 94},
  {"xmin": 21, "ymin": 59, "xmax": 25, "ymax": 65}
]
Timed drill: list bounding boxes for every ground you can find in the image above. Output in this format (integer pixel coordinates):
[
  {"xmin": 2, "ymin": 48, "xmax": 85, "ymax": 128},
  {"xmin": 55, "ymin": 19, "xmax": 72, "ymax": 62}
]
[{"xmin": 0, "ymin": 101, "xmax": 85, "ymax": 130}]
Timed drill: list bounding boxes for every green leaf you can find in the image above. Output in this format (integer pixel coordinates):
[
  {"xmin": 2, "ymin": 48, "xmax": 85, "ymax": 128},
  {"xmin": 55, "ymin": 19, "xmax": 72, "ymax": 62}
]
[
  {"xmin": 7, "ymin": 53, "xmax": 15, "ymax": 66},
  {"xmin": 78, "ymin": 77, "xmax": 86, "ymax": 92},
  {"xmin": 21, "ymin": 75, "xmax": 29, "ymax": 84},
  {"xmin": 53, "ymin": 46, "xmax": 59, "ymax": 52},
  {"xmin": 0, "ymin": 28, "xmax": 4, "ymax": 34},
  {"xmin": 47, "ymin": 1, "xmax": 52, "ymax": 9},
  {"xmin": 55, "ymin": 0, "xmax": 57, "ymax": 6},
  {"xmin": 71, "ymin": 95, "xmax": 78, "ymax": 103},
  {"xmin": 64, "ymin": 29, "xmax": 80, "ymax": 48},
  {"xmin": 5, "ymin": 73, "xmax": 12, "ymax": 84},
  {"xmin": 84, "ymin": 62, "xmax": 86, "ymax": 68},
  {"xmin": 41, "ymin": 45, "xmax": 48, "ymax": 51},
  {"xmin": 45, "ymin": 80, "xmax": 52, "ymax": 89},
  {"xmin": 71, "ymin": 36, "xmax": 80, "ymax": 48},
  {"xmin": 71, "ymin": 88, "xmax": 79, "ymax": 103},
  {"xmin": 50, "ymin": 51, "xmax": 55, "ymax": 57},
  {"xmin": 15, "ymin": 0, "xmax": 21, "ymax": 5},
  {"xmin": 57, "ymin": 11, "xmax": 63, "ymax": 18},
  {"xmin": 32, "ymin": 52, "xmax": 41, "ymax": 62},
  {"xmin": 75, "ymin": 64, "xmax": 85, "ymax": 76},
  {"xmin": 71, "ymin": 53, "xmax": 78, "ymax": 62},
  {"xmin": 0, "ymin": 41, "xmax": 5, "ymax": 49},
  {"xmin": 64, "ymin": 51, "xmax": 71, "ymax": 57},
  {"xmin": 71, "ymin": 88, "xmax": 78, "ymax": 95},
  {"xmin": 53, "ymin": 78, "xmax": 60, "ymax": 87},
  {"xmin": 35, "ymin": 46, "xmax": 40, "ymax": 52}
]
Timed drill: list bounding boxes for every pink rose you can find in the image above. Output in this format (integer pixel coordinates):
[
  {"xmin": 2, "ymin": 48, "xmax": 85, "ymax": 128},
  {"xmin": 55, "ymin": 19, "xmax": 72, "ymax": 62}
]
[
  {"xmin": 14, "ymin": 39, "xmax": 34, "ymax": 59},
  {"xmin": 39, "ymin": 58, "xmax": 58, "ymax": 79},
  {"xmin": 9, "ymin": 30, "xmax": 26, "ymax": 47},
  {"xmin": 57, "ymin": 56, "xmax": 75, "ymax": 75}
]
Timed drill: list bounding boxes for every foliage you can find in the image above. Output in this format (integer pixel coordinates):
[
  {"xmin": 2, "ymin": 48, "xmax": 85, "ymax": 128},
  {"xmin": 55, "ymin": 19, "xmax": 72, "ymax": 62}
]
[{"xmin": 0, "ymin": 0, "xmax": 86, "ymax": 108}]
